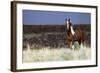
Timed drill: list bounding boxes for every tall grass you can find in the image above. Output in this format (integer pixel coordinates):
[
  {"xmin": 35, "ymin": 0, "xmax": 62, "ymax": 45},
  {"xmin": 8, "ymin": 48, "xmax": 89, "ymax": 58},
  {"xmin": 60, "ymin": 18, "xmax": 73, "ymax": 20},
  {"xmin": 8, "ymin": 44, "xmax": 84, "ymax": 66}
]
[{"xmin": 23, "ymin": 47, "xmax": 91, "ymax": 63}]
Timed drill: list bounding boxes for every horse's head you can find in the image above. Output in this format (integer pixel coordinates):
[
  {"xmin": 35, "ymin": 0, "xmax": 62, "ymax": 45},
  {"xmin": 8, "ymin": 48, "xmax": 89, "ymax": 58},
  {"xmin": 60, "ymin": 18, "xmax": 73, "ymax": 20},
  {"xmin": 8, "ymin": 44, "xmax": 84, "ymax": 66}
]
[
  {"xmin": 65, "ymin": 18, "xmax": 75, "ymax": 36},
  {"xmin": 65, "ymin": 18, "xmax": 72, "ymax": 30}
]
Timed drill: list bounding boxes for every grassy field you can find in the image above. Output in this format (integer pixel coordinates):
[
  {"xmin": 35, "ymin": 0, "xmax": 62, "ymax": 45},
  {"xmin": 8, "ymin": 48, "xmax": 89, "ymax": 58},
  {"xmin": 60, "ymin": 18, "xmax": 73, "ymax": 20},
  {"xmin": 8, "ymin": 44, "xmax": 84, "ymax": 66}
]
[
  {"xmin": 22, "ymin": 47, "xmax": 91, "ymax": 63},
  {"xmin": 23, "ymin": 24, "xmax": 91, "ymax": 63}
]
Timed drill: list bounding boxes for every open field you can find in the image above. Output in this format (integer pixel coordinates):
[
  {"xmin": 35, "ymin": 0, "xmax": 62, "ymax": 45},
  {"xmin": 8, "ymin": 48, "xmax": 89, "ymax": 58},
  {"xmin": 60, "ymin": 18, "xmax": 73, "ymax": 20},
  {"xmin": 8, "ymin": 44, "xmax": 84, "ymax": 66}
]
[{"xmin": 23, "ymin": 24, "xmax": 91, "ymax": 63}]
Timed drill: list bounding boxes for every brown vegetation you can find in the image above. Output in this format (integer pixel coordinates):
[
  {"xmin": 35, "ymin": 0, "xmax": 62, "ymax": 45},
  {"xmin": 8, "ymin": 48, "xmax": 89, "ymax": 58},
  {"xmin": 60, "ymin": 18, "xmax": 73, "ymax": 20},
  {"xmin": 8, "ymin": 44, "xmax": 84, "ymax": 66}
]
[{"xmin": 23, "ymin": 24, "xmax": 91, "ymax": 50}]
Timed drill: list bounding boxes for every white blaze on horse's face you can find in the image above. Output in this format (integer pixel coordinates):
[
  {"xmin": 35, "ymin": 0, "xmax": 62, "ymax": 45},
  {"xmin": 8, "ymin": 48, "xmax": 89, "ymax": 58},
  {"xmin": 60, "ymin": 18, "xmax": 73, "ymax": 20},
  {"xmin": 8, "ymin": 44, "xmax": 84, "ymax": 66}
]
[{"xmin": 67, "ymin": 20, "xmax": 69, "ymax": 29}]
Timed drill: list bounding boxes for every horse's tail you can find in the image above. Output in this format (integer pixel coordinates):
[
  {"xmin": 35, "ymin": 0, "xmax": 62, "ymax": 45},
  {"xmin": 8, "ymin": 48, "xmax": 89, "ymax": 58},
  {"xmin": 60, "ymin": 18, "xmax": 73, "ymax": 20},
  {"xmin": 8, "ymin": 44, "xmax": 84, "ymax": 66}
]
[{"xmin": 81, "ymin": 28, "xmax": 86, "ymax": 46}]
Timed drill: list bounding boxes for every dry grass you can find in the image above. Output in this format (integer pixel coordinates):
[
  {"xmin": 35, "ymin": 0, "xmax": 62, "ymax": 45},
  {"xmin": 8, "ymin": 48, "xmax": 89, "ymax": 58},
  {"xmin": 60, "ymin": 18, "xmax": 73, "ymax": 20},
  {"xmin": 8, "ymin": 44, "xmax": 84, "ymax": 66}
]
[{"xmin": 22, "ymin": 47, "xmax": 91, "ymax": 63}]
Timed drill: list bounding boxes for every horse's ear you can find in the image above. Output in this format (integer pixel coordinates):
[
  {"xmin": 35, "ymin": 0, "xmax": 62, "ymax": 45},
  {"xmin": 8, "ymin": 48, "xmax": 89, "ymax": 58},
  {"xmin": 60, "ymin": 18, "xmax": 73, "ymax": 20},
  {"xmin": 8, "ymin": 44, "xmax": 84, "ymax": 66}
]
[
  {"xmin": 65, "ymin": 18, "xmax": 67, "ymax": 21},
  {"xmin": 68, "ymin": 18, "xmax": 70, "ymax": 21}
]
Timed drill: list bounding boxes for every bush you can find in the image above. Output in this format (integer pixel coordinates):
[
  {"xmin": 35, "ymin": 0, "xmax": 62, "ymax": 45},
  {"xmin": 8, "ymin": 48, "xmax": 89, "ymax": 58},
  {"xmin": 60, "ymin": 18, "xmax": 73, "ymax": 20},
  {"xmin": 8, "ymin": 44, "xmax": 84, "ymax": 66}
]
[{"xmin": 73, "ymin": 41, "xmax": 80, "ymax": 50}]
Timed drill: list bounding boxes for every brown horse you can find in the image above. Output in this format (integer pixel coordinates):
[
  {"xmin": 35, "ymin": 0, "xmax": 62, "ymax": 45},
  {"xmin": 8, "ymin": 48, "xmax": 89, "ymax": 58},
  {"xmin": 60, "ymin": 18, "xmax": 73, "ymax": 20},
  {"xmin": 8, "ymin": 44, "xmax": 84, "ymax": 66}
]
[{"xmin": 65, "ymin": 18, "xmax": 85, "ymax": 49}]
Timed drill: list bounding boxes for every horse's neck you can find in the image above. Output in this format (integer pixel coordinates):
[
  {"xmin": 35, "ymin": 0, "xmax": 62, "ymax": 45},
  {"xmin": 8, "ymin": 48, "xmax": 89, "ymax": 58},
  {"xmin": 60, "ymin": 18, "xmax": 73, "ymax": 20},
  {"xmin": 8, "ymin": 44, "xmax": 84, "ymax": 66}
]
[{"xmin": 68, "ymin": 25, "xmax": 75, "ymax": 36}]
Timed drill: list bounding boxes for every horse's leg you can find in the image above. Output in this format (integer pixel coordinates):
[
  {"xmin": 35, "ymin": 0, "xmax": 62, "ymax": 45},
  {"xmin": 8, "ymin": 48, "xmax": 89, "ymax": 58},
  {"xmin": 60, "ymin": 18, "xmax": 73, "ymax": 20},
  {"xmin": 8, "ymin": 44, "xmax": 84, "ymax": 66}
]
[
  {"xmin": 71, "ymin": 41, "xmax": 75, "ymax": 50},
  {"xmin": 78, "ymin": 39, "xmax": 84, "ymax": 49},
  {"xmin": 78, "ymin": 40, "xmax": 81, "ymax": 45},
  {"xmin": 67, "ymin": 40, "xmax": 71, "ymax": 48},
  {"xmin": 69, "ymin": 40, "xmax": 73, "ymax": 49},
  {"xmin": 70, "ymin": 41, "xmax": 72, "ymax": 49},
  {"xmin": 67, "ymin": 40, "xmax": 70, "ymax": 48}
]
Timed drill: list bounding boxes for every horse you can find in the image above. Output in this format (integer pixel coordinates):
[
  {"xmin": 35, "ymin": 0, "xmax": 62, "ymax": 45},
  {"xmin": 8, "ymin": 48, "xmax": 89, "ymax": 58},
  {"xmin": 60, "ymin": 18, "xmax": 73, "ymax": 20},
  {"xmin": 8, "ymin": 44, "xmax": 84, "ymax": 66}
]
[{"xmin": 65, "ymin": 18, "xmax": 85, "ymax": 49}]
